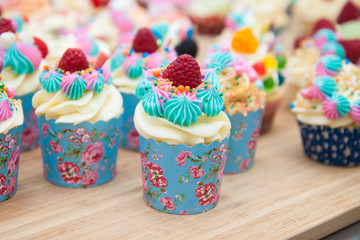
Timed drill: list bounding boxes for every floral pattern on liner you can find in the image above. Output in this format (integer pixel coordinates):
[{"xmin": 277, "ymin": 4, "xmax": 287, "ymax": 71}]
[
  {"xmin": 298, "ymin": 121, "xmax": 360, "ymax": 167},
  {"xmin": 225, "ymin": 110, "xmax": 263, "ymax": 174},
  {"xmin": 119, "ymin": 92, "xmax": 140, "ymax": 151},
  {"xmin": 140, "ymin": 136, "xmax": 229, "ymax": 215},
  {"xmin": 37, "ymin": 116, "xmax": 120, "ymax": 188},
  {"xmin": 0, "ymin": 126, "xmax": 22, "ymax": 202},
  {"xmin": 19, "ymin": 93, "xmax": 39, "ymax": 152}
]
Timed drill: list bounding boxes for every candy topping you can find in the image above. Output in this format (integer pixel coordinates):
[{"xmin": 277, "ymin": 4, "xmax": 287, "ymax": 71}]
[
  {"xmin": 316, "ymin": 55, "xmax": 343, "ymax": 77},
  {"xmin": 322, "ymin": 94, "xmax": 351, "ymax": 120},
  {"xmin": 0, "ymin": 18, "xmax": 15, "ymax": 35},
  {"xmin": 58, "ymin": 48, "xmax": 89, "ymax": 73},
  {"xmin": 350, "ymin": 99, "xmax": 360, "ymax": 124},
  {"xmin": 337, "ymin": 0, "xmax": 358, "ymax": 24},
  {"xmin": 231, "ymin": 27, "xmax": 259, "ymax": 54},
  {"xmin": 132, "ymin": 28, "xmax": 159, "ymax": 54},
  {"xmin": 0, "ymin": 80, "xmax": 17, "ymax": 122},
  {"xmin": 163, "ymin": 54, "xmax": 201, "ymax": 88},
  {"xmin": 33, "ymin": 37, "xmax": 48, "ymax": 58}
]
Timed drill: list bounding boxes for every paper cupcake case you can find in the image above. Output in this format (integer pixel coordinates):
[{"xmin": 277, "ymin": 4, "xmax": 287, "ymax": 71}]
[
  {"xmin": 139, "ymin": 136, "xmax": 229, "ymax": 215},
  {"xmin": 225, "ymin": 110, "xmax": 263, "ymax": 174},
  {"xmin": 298, "ymin": 121, "xmax": 360, "ymax": 167},
  {"xmin": 119, "ymin": 92, "xmax": 140, "ymax": 151},
  {"xmin": 37, "ymin": 116, "xmax": 120, "ymax": 188},
  {"xmin": 0, "ymin": 125, "xmax": 22, "ymax": 202},
  {"xmin": 19, "ymin": 92, "xmax": 39, "ymax": 152},
  {"xmin": 261, "ymin": 94, "xmax": 283, "ymax": 134}
]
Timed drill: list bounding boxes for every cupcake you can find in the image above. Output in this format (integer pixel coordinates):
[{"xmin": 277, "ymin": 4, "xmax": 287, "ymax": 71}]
[
  {"xmin": 0, "ymin": 18, "xmax": 46, "ymax": 151},
  {"xmin": 286, "ymin": 29, "xmax": 345, "ymax": 105},
  {"xmin": 110, "ymin": 27, "xmax": 177, "ymax": 151},
  {"xmin": 185, "ymin": 0, "xmax": 233, "ymax": 35},
  {"xmin": 213, "ymin": 27, "xmax": 287, "ymax": 133},
  {"xmin": 134, "ymin": 54, "xmax": 231, "ymax": 215},
  {"xmin": 0, "ymin": 78, "xmax": 24, "ymax": 202},
  {"xmin": 33, "ymin": 48, "xmax": 123, "ymax": 188},
  {"xmin": 291, "ymin": 55, "xmax": 360, "ymax": 166},
  {"xmin": 203, "ymin": 50, "xmax": 265, "ymax": 174}
]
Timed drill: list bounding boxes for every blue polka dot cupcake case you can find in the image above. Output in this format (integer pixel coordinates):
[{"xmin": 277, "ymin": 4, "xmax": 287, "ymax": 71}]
[{"xmin": 291, "ymin": 55, "xmax": 360, "ymax": 166}]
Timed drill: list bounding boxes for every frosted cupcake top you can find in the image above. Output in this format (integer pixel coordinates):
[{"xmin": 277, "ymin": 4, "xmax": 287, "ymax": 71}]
[
  {"xmin": 287, "ymin": 29, "xmax": 345, "ymax": 86},
  {"xmin": 110, "ymin": 28, "xmax": 177, "ymax": 94},
  {"xmin": 0, "ymin": 78, "xmax": 24, "ymax": 133},
  {"xmin": 291, "ymin": 55, "xmax": 360, "ymax": 128},
  {"xmin": 185, "ymin": 0, "xmax": 233, "ymax": 17},
  {"xmin": 33, "ymin": 48, "xmax": 123, "ymax": 124},
  {"xmin": 213, "ymin": 27, "xmax": 287, "ymax": 95},
  {"xmin": 0, "ymin": 18, "xmax": 46, "ymax": 96},
  {"xmin": 203, "ymin": 50, "xmax": 265, "ymax": 116},
  {"xmin": 134, "ymin": 54, "xmax": 230, "ymax": 145}
]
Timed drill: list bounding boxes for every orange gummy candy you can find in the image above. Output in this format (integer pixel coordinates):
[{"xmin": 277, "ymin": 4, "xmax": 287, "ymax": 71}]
[{"xmin": 231, "ymin": 27, "xmax": 259, "ymax": 54}]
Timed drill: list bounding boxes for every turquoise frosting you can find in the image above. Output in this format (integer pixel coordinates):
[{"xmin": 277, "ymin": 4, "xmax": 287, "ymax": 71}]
[
  {"xmin": 110, "ymin": 52, "xmax": 126, "ymax": 71},
  {"xmin": 151, "ymin": 23, "xmax": 169, "ymax": 39},
  {"xmin": 89, "ymin": 40, "xmax": 100, "ymax": 57},
  {"xmin": 40, "ymin": 70, "xmax": 62, "ymax": 93},
  {"xmin": 164, "ymin": 96, "xmax": 202, "ymax": 126},
  {"xmin": 314, "ymin": 29, "xmax": 337, "ymax": 42},
  {"xmin": 12, "ymin": 16, "xmax": 24, "ymax": 32},
  {"xmin": 320, "ymin": 55, "xmax": 343, "ymax": 74},
  {"xmin": 331, "ymin": 93, "xmax": 351, "ymax": 116},
  {"xmin": 142, "ymin": 87, "xmax": 164, "ymax": 117},
  {"xmin": 353, "ymin": 99, "xmax": 360, "ymax": 107},
  {"xmin": 204, "ymin": 69, "xmax": 222, "ymax": 90},
  {"xmin": 125, "ymin": 59, "xmax": 143, "ymax": 79},
  {"xmin": 205, "ymin": 51, "xmax": 233, "ymax": 74},
  {"xmin": 321, "ymin": 42, "xmax": 345, "ymax": 59},
  {"xmin": 4, "ymin": 43, "xmax": 34, "ymax": 75},
  {"xmin": 136, "ymin": 73, "xmax": 155, "ymax": 99},
  {"xmin": 88, "ymin": 73, "xmax": 105, "ymax": 94},
  {"xmin": 63, "ymin": 76, "xmax": 87, "ymax": 100},
  {"xmin": 196, "ymin": 87, "xmax": 223, "ymax": 117},
  {"xmin": 314, "ymin": 76, "xmax": 337, "ymax": 97}
]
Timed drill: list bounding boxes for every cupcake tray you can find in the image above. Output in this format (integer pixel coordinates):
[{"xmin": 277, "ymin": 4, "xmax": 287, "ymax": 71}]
[{"xmin": 0, "ymin": 106, "xmax": 359, "ymax": 239}]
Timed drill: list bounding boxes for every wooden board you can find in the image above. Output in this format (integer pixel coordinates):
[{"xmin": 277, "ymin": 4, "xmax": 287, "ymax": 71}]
[{"xmin": 0, "ymin": 105, "xmax": 359, "ymax": 240}]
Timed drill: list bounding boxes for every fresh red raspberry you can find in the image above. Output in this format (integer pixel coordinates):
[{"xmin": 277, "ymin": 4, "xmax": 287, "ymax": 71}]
[
  {"xmin": 58, "ymin": 48, "xmax": 89, "ymax": 73},
  {"xmin": 0, "ymin": 18, "xmax": 15, "ymax": 35},
  {"xmin": 90, "ymin": 0, "xmax": 110, "ymax": 7},
  {"xmin": 163, "ymin": 54, "xmax": 202, "ymax": 88},
  {"xmin": 132, "ymin": 28, "xmax": 158, "ymax": 53},
  {"xmin": 339, "ymin": 39, "xmax": 360, "ymax": 64},
  {"xmin": 33, "ymin": 37, "xmax": 48, "ymax": 58},
  {"xmin": 337, "ymin": 1, "xmax": 359, "ymax": 24},
  {"xmin": 312, "ymin": 18, "xmax": 335, "ymax": 34}
]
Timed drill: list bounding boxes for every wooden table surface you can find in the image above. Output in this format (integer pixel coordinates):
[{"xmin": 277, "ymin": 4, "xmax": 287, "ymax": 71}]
[{"xmin": 1, "ymin": 105, "xmax": 360, "ymax": 240}]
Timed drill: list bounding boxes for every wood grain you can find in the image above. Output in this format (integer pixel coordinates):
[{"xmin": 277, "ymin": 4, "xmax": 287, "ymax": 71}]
[{"xmin": 0, "ymin": 106, "xmax": 359, "ymax": 240}]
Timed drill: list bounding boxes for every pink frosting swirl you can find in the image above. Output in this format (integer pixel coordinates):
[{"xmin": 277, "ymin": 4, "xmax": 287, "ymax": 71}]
[
  {"xmin": 322, "ymin": 100, "xmax": 338, "ymax": 120},
  {"xmin": 0, "ymin": 99, "xmax": 13, "ymax": 121},
  {"xmin": 301, "ymin": 85, "xmax": 326, "ymax": 100},
  {"xmin": 350, "ymin": 106, "xmax": 360, "ymax": 124},
  {"xmin": 17, "ymin": 42, "xmax": 42, "ymax": 70},
  {"xmin": 145, "ymin": 53, "xmax": 164, "ymax": 69}
]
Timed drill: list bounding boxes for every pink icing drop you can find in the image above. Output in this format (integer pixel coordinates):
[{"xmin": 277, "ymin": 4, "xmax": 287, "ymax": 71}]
[
  {"xmin": 301, "ymin": 85, "xmax": 326, "ymax": 100},
  {"xmin": 350, "ymin": 106, "xmax": 360, "ymax": 124},
  {"xmin": 0, "ymin": 99, "xmax": 13, "ymax": 121},
  {"xmin": 61, "ymin": 74, "xmax": 77, "ymax": 95},
  {"xmin": 7, "ymin": 87, "xmax": 15, "ymax": 98},
  {"xmin": 322, "ymin": 100, "xmax": 339, "ymax": 120},
  {"xmin": 145, "ymin": 53, "xmax": 164, "ymax": 69},
  {"xmin": 17, "ymin": 42, "xmax": 42, "ymax": 70},
  {"xmin": 84, "ymin": 71, "xmax": 99, "ymax": 90},
  {"xmin": 235, "ymin": 56, "xmax": 258, "ymax": 82}
]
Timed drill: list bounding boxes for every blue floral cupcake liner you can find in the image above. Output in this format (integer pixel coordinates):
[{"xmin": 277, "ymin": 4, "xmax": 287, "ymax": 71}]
[
  {"xmin": 225, "ymin": 110, "xmax": 263, "ymax": 174},
  {"xmin": 19, "ymin": 93, "xmax": 39, "ymax": 152},
  {"xmin": 0, "ymin": 125, "xmax": 22, "ymax": 202},
  {"xmin": 298, "ymin": 121, "xmax": 360, "ymax": 167},
  {"xmin": 119, "ymin": 92, "xmax": 140, "ymax": 151},
  {"xmin": 139, "ymin": 136, "xmax": 229, "ymax": 215},
  {"xmin": 37, "ymin": 116, "xmax": 120, "ymax": 188}
]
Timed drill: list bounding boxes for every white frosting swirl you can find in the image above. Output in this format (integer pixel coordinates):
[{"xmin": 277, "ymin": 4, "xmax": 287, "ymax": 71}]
[
  {"xmin": 33, "ymin": 85, "xmax": 123, "ymax": 125},
  {"xmin": 0, "ymin": 103, "xmax": 24, "ymax": 134},
  {"xmin": 134, "ymin": 103, "xmax": 231, "ymax": 146},
  {"xmin": 112, "ymin": 69, "xmax": 140, "ymax": 94},
  {"xmin": 1, "ymin": 65, "xmax": 43, "ymax": 96}
]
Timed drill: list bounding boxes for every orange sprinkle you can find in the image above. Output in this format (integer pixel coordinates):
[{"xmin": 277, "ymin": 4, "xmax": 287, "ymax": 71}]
[
  {"xmin": 335, "ymin": 78, "xmax": 339, "ymax": 83},
  {"xmin": 123, "ymin": 52, "xmax": 129, "ymax": 56},
  {"xmin": 185, "ymin": 86, "xmax": 190, "ymax": 93},
  {"xmin": 43, "ymin": 65, "xmax": 49, "ymax": 71},
  {"xmin": 178, "ymin": 85, "xmax": 185, "ymax": 92},
  {"xmin": 3, "ymin": 86, "xmax": 8, "ymax": 92},
  {"xmin": 153, "ymin": 69, "xmax": 161, "ymax": 77},
  {"xmin": 308, "ymin": 81, "xmax": 313, "ymax": 87}
]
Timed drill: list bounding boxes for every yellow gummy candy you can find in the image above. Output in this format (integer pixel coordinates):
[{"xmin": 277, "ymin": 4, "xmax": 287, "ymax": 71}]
[
  {"xmin": 263, "ymin": 55, "xmax": 277, "ymax": 69},
  {"xmin": 232, "ymin": 27, "xmax": 259, "ymax": 54}
]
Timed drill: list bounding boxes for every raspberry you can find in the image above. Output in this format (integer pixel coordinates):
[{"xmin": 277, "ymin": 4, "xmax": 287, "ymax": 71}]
[
  {"xmin": 33, "ymin": 37, "xmax": 48, "ymax": 58},
  {"xmin": 163, "ymin": 54, "xmax": 202, "ymax": 88},
  {"xmin": 312, "ymin": 18, "xmax": 335, "ymax": 34},
  {"xmin": 58, "ymin": 48, "xmax": 89, "ymax": 73},
  {"xmin": 0, "ymin": 18, "xmax": 15, "ymax": 35},
  {"xmin": 337, "ymin": 1, "xmax": 359, "ymax": 24},
  {"xmin": 294, "ymin": 36, "xmax": 307, "ymax": 49},
  {"xmin": 339, "ymin": 39, "xmax": 360, "ymax": 63},
  {"xmin": 90, "ymin": 0, "xmax": 110, "ymax": 7},
  {"xmin": 132, "ymin": 28, "xmax": 158, "ymax": 54}
]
